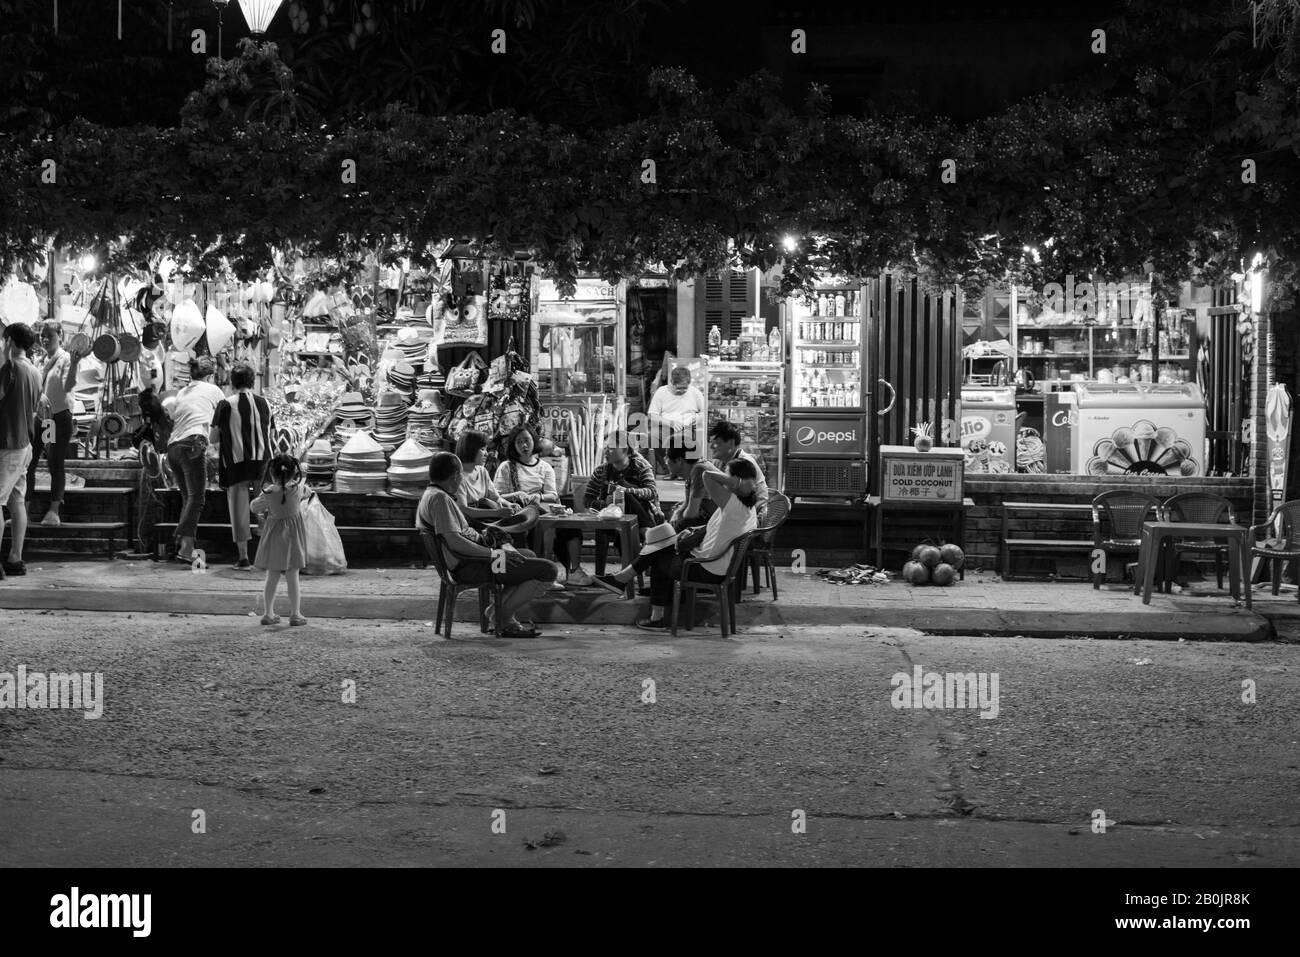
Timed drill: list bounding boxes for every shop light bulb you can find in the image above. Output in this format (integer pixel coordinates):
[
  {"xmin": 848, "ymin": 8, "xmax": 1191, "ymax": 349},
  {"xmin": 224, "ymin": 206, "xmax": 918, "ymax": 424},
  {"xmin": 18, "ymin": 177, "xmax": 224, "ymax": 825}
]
[
  {"xmin": 79, "ymin": 254, "xmax": 97, "ymax": 272},
  {"xmin": 782, "ymin": 235, "xmax": 798, "ymax": 253},
  {"xmin": 1249, "ymin": 252, "xmax": 1265, "ymax": 314}
]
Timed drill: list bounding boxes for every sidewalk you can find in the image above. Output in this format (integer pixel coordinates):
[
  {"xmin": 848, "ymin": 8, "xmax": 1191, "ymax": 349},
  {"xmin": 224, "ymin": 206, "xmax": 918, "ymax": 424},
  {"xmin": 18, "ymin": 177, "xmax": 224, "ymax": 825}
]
[{"xmin": 0, "ymin": 556, "xmax": 1289, "ymax": 641}]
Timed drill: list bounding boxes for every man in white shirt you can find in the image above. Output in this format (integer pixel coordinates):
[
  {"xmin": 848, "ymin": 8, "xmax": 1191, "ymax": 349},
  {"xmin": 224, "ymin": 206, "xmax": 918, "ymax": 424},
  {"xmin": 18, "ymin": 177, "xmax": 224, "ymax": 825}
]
[
  {"xmin": 648, "ymin": 364, "xmax": 705, "ymax": 479},
  {"xmin": 163, "ymin": 357, "xmax": 225, "ymax": 562},
  {"xmin": 25, "ymin": 322, "xmax": 81, "ymax": 526}
]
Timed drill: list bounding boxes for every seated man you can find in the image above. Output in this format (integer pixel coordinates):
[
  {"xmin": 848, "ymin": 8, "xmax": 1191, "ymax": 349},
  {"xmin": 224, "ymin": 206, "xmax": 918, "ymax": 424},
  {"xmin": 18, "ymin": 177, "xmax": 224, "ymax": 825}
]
[
  {"xmin": 672, "ymin": 419, "xmax": 769, "ymax": 529},
  {"xmin": 583, "ymin": 438, "xmax": 663, "ymax": 566},
  {"xmin": 584, "ymin": 439, "xmax": 663, "ymax": 527},
  {"xmin": 417, "ymin": 451, "xmax": 560, "ymax": 638},
  {"xmin": 647, "ymin": 362, "xmax": 705, "ymax": 479},
  {"xmin": 596, "ymin": 458, "xmax": 760, "ymax": 631}
]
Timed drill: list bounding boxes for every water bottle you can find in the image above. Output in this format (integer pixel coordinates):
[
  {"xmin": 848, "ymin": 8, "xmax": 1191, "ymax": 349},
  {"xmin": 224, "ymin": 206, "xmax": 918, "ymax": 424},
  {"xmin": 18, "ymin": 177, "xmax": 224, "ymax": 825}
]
[
  {"xmin": 708, "ymin": 325, "xmax": 721, "ymax": 358},
  {"xmin": 614, "ymin": 485, "xmax": 625, "ymax": 514}
]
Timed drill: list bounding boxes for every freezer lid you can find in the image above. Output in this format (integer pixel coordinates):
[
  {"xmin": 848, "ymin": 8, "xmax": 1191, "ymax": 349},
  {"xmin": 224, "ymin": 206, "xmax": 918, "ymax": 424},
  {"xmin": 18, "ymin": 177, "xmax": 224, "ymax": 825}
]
[
  {"xmin": 960, "ymin": 386, "xmax": 1016, "ymax": 406},
  {"xmin": 1076, "ymin": 382, "xmax": 1204, "ymax": 408}
]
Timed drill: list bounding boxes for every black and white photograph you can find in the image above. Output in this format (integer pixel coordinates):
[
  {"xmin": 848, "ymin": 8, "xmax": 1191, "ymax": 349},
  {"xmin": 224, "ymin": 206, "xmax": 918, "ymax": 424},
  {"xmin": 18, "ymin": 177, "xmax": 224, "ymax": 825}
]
[{"xmin": 0, "ymin": 0, "xmax": 1295, "ymax": 927}]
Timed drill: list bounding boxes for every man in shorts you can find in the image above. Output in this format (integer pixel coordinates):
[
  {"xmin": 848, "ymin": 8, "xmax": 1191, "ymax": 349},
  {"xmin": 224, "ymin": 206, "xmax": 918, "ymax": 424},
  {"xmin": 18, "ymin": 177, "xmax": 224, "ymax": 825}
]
[{"xmin": 0, "ymin": 323, "xmax": 43, "ymax": 579}]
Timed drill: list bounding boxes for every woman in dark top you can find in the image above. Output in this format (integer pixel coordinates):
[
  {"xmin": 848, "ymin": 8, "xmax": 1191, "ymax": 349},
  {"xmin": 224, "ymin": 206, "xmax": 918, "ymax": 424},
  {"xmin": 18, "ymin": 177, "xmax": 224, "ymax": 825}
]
[{"xmin": 212, "ymin": 363, "xmax": 273, "ymax": 568}]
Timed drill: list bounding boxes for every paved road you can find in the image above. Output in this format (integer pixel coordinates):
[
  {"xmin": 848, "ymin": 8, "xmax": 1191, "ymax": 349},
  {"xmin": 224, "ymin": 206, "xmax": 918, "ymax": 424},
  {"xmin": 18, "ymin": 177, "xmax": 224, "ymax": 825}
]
[{"xmin": 1, "ymin": 610, "xmax": 1295, "ymax": 866}]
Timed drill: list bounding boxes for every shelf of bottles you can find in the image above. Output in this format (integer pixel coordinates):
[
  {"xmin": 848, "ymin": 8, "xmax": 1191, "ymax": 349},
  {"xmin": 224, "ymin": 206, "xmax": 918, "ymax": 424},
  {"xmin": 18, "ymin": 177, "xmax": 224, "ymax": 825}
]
[
  {"xmin": 788, "ymin": 286, "xmax": 864, "ymax": 409},
  {"xmin": 705, "ymin": 317, "xmax": 784, "ymax": 488},
  {"xmin": 1012, "ymin": 284, "xmax": 1197, "ymax": 385}
]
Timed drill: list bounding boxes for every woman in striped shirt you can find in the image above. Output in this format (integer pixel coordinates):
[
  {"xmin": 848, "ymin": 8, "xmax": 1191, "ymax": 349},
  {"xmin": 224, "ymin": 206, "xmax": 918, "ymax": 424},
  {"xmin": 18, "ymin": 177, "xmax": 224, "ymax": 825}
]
[{"xmin": 213, "ymin": 363, "xmax": 273, "ymax": 568}]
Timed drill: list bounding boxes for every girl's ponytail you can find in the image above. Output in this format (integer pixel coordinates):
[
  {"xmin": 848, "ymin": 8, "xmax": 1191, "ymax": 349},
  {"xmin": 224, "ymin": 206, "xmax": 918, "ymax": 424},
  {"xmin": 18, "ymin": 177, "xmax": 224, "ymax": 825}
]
[{"xmin": 267, "ymin": 453, "xmax": 301, "ymax": 506}]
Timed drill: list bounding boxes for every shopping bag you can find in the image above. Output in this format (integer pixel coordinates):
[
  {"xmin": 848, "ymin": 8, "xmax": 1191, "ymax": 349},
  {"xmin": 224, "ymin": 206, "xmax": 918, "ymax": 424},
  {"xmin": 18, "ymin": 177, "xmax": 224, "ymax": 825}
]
[{"xmin": 302, "ymin": 491, "xmax": 347, "ymax": 576}]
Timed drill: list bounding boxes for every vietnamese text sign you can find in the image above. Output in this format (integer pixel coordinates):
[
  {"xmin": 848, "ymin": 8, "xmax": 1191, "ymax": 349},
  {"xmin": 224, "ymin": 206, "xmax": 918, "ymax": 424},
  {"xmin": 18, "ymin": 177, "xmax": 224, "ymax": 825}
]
[{"xmin": 882, "ymin": 453, "xmax": 963, "ymax": 502}]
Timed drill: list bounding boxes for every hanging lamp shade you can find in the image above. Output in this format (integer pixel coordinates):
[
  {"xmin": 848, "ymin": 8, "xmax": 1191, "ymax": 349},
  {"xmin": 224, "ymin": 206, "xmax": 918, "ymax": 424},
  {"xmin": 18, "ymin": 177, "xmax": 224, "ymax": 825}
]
[{"xmin": 237, "ymin": 0, "xmax": 283, "ymax": 34}]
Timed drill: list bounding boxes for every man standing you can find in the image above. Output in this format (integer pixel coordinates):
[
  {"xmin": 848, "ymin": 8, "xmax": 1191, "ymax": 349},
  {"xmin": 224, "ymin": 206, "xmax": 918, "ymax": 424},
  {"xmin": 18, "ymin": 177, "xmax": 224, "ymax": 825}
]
[
  {"xmin": 0, "ymin": 323, "xmax": 43, "ymax": 579},
  {"xmin": 26, "ymin": 321, "xmax": 82, "ymax": 527}
]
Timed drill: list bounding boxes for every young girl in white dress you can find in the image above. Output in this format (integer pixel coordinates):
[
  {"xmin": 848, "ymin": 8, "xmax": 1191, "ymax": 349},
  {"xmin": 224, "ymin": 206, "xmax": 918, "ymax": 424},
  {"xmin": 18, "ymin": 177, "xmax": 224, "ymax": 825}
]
[{"xmin": 251, "ymin": 454, "xmax": 309, "ymax": 626}]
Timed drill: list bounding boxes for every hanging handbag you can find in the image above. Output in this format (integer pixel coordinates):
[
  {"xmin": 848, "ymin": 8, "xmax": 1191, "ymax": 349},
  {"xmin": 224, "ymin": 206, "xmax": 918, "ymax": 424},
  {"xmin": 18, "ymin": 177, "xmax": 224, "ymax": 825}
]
[{"xmin": 445, "ymin": 351, "xmax": 487, "ymax": 393}]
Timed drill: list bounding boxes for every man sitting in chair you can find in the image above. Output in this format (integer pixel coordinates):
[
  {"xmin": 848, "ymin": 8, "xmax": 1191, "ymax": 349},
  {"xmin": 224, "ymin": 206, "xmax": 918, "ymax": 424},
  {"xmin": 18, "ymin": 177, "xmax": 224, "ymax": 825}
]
[
  {"xmin": 595, "ymin": 457, "xmax": 758, "ymax": 631},
  {"xmin": 672, "ymin": 419, "xmax": 769, "ymax": 530},
  {"xmin": 417, "ymin": 451, "xmax": 560, "ymax": 639}
]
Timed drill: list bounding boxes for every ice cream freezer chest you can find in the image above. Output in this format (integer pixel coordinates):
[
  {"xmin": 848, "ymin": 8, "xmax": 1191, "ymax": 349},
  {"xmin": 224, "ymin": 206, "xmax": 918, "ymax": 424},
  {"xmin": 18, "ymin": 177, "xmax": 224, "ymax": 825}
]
[
  {"xmin": 1071, "ymin": 382, "xmax": 1206, "ymax": 477},
  {"xmin": 960, "ymin": 387, "xmax": 1017, "ymax": 473}
]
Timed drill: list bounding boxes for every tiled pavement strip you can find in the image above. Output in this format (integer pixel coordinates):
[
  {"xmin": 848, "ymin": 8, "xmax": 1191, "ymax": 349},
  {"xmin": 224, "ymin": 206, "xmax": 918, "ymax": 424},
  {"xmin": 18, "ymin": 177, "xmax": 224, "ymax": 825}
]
[{"xmin": 1, "ymin": 557, "xmax": 1294, "ymax": 640}]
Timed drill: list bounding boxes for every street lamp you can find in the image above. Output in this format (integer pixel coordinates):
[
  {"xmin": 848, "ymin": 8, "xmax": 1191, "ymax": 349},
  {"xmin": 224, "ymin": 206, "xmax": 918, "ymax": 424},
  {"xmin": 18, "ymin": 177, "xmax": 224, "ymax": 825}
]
[
  {"xmin": 238, "ymin": 0, "xmax": 285, "ymax": 35},
  {"xmin": 212, "ymin": 0, "xmax": 229, "ymax": 58}
]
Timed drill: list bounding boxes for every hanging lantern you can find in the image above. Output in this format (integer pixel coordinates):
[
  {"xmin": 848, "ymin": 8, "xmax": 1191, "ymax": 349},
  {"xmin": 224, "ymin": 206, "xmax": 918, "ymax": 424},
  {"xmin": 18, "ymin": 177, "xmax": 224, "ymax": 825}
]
[{"xmin": 237, "ymin": 0, "xmax": 284, "ymax": 35}]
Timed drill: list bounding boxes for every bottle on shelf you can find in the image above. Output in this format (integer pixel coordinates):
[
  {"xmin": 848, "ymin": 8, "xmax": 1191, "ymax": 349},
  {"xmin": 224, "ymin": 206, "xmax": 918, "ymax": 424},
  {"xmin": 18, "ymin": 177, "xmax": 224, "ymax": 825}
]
[
  {"xmin": 708, "ymin": 325, "xmax": 721, "ymax": 358},
  {"xmin": 835, "ymin": 292, "xmax": 846, "ymax": 317},
  {"xmin": 768, "ymin": 325, "xmax": 781, "ymax": 359}
]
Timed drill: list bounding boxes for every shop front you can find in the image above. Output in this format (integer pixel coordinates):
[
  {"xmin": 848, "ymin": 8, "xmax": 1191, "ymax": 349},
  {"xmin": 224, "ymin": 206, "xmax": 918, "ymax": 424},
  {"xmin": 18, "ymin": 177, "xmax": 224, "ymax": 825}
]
[
  {"xmin": 0, "ymin": 253, "xmax": 1279, "ymax": 573},
  {"xmin": 952, "ymin": 278, "xmax": 1267, "ymax": 574}
]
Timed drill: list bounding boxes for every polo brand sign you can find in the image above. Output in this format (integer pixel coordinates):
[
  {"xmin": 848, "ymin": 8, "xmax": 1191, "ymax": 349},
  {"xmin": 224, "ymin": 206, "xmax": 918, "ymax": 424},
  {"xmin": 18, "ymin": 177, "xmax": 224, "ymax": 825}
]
[{"xmin": 960, "ymin": 415, "xmax": 992, "ymax": 443}]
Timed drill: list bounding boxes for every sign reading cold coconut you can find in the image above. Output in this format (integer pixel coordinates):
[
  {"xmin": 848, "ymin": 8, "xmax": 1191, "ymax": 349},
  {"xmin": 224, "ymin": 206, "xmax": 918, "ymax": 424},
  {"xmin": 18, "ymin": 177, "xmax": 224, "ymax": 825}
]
[{"xmin": 880, "ymin": 445, "xmax": 964, "ymax": 503}]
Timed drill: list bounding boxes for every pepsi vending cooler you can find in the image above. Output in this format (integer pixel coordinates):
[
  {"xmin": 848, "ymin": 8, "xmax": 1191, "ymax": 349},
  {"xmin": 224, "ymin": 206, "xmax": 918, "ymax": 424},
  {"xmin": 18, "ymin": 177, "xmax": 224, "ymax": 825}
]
[{"xmin": 785, "ymin": 413, "xmax": 866, "ymax": 500}]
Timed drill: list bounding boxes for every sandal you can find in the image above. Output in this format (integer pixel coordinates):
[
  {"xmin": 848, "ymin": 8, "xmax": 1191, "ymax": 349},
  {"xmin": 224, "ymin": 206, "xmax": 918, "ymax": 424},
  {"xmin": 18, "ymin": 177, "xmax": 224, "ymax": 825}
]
[
  {"xmin": 289, "ymin": 616, "xmax": 308, "ymax": 626},
  {"xmin": 500, "ymin": 623, "xmax": 541, "ymax": 638},
  {"xmin": 260, "ymin": 614, "xmax": 282, "ymax": 625}
]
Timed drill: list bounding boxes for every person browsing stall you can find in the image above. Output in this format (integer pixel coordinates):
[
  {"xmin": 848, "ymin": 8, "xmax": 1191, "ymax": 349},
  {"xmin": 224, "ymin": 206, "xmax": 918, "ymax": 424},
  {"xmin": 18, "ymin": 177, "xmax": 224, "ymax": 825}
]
[
  {"xmin": 25, "ymin": 321, "xmax": 82, "ymax": 527},
  {"xmin": 419, "ymin": 451, "xmax": 559, "ymax": 638},
  {"xmin": 213, "ymin": 363, "xmax": 273, "ymax": 569},
  {"xmin": 0, "ymin": 323, "xmax": 42, "ymax": 579},
  {"xmin": 163, "ymin": 356, "xmax": 225, "ymax": 563}
]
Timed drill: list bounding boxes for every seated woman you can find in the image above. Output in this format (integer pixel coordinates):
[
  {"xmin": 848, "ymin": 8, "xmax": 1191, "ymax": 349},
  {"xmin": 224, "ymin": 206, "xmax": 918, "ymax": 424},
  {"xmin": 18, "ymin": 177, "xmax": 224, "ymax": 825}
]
[
  {"xmin": 454, "ymin": 429, "xmax": 520, "ymax": 527},
  {"xmin": 418, "ymin": 451, "xmax": 560, "ymax": 639},
  {"xmin": 597, "ymin": 458, "xmax": 759, "ymax": 631},
  {"xmin": 494, "ymin": 425, "xmax": 588, "ymax": 587}
]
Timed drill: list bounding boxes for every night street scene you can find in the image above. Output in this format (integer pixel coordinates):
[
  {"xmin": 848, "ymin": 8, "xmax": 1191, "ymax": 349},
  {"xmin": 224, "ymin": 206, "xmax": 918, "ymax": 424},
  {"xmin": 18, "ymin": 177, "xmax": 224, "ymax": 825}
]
[{"xmin": 0, "ymin": 0, "xmax": 1296, "ymax": 923}]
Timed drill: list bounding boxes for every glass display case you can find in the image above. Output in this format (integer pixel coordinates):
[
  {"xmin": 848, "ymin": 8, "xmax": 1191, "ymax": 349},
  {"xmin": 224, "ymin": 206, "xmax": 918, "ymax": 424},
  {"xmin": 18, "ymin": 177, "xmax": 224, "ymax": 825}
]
[
  {"xmin": 535, "ymin": 278, "xmax": 625, "ymax": 402},
  {"xmin": 1012, "ymin": 283, "xmax": 1196, "ymax": 386},
  {"xmin": 706, "ymin": 360, "xmax": 784, "ymax": 491},
  {"xmin": 787, "ymin": 282, "xmax": 864, "ymax": 410},
  {"xmin": 961, "ymin": 288, "xmax": 1014, "ymax": 384},
  {"xmin": 536, "ymin": 321, "xmax": 618, "ymax": 396}
]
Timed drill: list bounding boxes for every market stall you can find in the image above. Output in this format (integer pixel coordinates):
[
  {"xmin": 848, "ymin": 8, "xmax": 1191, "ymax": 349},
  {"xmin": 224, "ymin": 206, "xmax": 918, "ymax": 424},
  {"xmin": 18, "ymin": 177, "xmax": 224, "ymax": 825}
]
[{"xmin": 950, "ymin": 277, "xmax": 1262, "ymax": 573}]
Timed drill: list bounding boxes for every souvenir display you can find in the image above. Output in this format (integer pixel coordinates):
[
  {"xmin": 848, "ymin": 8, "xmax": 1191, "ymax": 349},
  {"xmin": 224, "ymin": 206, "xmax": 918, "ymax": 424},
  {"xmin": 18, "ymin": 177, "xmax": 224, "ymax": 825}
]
[
  {"xmin": 334, "ymin": 430, "xmax": 389, "ymax": 493},
  {"xmin": 386, "ymin": 437, "xmax": 434, "ymax": 498}
]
